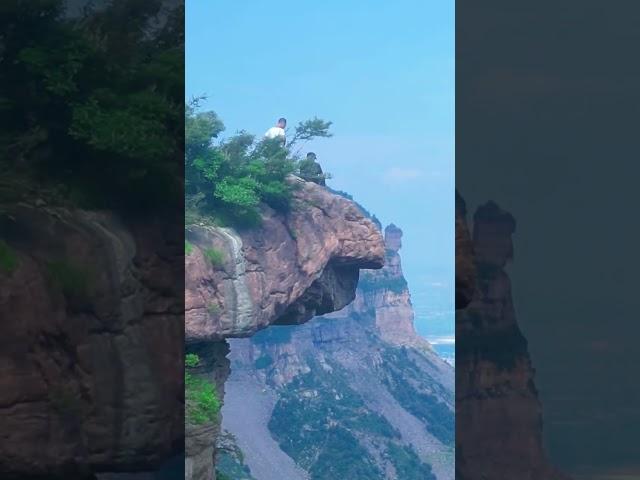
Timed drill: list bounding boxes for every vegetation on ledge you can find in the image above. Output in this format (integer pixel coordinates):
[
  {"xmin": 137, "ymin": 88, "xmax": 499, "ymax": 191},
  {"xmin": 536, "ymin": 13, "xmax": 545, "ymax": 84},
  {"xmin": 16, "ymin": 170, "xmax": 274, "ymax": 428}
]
[
  {"xmin": 358, "ymin": 275, "xmax": 408, "ymax": 294},
  {"xmin": 185, "ymin": 98, "xmax": 332, "ymax": 227},
  {"xmin": 185, "ymin": 353, "xmax": 221, "ymax": 425},
  {"xmin": 0, "ymin": 240, "xmax": 18, "ymax": 274}
]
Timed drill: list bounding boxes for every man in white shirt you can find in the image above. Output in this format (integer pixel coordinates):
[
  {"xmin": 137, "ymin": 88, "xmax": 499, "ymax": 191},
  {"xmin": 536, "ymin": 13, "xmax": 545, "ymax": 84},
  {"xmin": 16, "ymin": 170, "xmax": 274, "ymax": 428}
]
[{"xmin": 264, "ymin": 117, "xmax": 287, "ymax": 146}]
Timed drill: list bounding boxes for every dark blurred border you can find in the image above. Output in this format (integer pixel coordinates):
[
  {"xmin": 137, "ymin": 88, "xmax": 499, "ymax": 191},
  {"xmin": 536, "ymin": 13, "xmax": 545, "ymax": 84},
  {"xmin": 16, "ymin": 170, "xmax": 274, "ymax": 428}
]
[
  {"xmin": 1, "ymin": 1, "xmax": 184, "ymax": 478},
  {"xmin": 457, "ymin": 1, "xmax": 640, "ymax": 479}
]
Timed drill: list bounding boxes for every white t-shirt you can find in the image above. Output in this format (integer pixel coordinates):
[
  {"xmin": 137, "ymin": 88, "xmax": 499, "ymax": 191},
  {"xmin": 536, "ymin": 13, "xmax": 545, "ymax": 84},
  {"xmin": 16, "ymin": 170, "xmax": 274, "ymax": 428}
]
[{"xmin": 264, "ymin": 126, "xmax": 286, "ymax": 142}]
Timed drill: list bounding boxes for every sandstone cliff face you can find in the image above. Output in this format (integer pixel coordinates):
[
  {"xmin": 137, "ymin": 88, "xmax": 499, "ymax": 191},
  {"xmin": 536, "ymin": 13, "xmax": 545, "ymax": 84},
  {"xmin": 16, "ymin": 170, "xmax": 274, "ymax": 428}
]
[
  {"xmin": 184, "ymin": 179, "xmax": 386, "ymax": 480},
  {"xmin": 455, "ymin": 200, "xmax": 568, "ymax": 480},
  {"xmin": 0, "ymin": 203, "xmax": 184, "ymax": 478},
  {"xmin": 185, "ymin": 177, "xmax": 385, "ymax": 343},
  {"xmin": 324, "ymin": 224, "xmax": 431, "ymax": 352},
  {"xmin": 220, "ymin": 223, "xmax": 454, "ymax": 480}
]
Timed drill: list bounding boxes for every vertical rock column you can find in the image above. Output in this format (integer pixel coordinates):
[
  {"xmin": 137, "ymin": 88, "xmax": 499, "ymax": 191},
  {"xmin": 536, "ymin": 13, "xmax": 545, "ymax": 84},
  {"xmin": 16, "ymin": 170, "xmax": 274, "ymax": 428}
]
[{"xmin": 455, "ymin": 200, "xmax": 568, "ymax": 480}]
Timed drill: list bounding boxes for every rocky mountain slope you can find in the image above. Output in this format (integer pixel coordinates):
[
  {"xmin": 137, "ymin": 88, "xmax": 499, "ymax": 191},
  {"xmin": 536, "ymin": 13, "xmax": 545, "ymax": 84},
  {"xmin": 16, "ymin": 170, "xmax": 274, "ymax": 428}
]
[
  {"xmin": 455, "ymin": 197, "xmax": 569, "ymax": 480},
  {"xmin": 220, "ymin": 224, "xmax": 455, "ymax": 480},
  {"xmin": 185, "ymin": 178, "xmax": 385, "ymax": 480}
]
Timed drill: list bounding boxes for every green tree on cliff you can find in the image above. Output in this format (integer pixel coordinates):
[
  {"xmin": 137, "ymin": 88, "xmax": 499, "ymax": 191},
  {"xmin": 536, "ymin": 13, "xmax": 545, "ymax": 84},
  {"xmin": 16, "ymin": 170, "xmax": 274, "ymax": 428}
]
[
  {"xmin": 185, "ymin": 98, "xmax": 332, "ymax": 225},
  {"xmin": 185, "ymin": 353, "xmax": 220, "ymax": 425},
  {"xmin": 286, "ymin": 117, "xmax": 333, "ymax": 155}
]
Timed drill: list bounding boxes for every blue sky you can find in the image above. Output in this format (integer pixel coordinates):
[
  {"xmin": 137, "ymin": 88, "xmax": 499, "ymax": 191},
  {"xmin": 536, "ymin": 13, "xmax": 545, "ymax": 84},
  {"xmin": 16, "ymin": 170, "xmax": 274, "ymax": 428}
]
[{"xmin": 186, "ymin": 0, "xmax": 454, "ymax": 331}]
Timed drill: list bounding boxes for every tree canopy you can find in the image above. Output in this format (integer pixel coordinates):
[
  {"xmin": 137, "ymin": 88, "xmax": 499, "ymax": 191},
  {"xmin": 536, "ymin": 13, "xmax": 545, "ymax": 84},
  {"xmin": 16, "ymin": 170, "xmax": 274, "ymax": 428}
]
[
  {"xmin": 1, "ymin": 0, "xmax": 184, "ymax": 210},
  {"xmin": 185, "ymin": 98, "xmax": 332, "ymax": 226}
]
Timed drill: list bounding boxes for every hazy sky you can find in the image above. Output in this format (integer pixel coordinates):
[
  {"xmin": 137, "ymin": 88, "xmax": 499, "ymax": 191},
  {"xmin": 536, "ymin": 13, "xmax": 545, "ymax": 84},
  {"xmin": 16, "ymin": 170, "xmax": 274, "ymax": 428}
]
[{"xmin": 186, "ymin": 0, "xmax": 455, "ymax": 333}]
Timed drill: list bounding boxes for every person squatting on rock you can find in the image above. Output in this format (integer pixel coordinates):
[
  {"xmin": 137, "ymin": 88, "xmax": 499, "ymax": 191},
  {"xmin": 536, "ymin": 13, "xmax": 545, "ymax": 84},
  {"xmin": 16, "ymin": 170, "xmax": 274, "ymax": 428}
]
[
  {"xmin": 264, "ymin": 117, "xmax": 287, "ymax": 146},
  {"xmin": 299, "ymin": 152, "xmax": 326, "ymax": 186}
]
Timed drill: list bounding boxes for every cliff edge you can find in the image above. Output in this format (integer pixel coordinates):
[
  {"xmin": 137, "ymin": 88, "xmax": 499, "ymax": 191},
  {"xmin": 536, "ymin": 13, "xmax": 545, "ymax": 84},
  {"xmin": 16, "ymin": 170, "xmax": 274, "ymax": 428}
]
[
  {"xmin": 185, "ymin": 178, "xmax": 386, "ymax": 480},
  {"xmin": 185, "ymin": 177, "xmax": 385, "ymax": 342}
]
